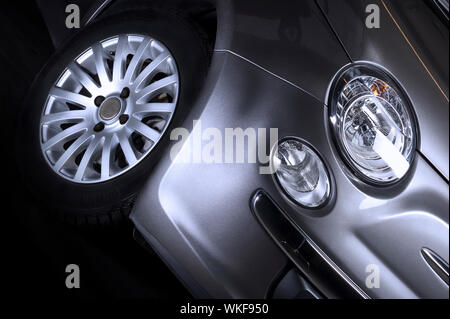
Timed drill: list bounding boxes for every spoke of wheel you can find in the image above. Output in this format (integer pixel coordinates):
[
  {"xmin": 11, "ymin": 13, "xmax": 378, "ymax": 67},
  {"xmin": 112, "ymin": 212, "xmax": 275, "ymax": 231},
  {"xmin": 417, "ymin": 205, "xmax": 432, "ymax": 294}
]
[
  {"xmin": 50, "ymin": 87, "xmax": 94, "ymax": 109},
  {"xmin": 128, "ymin": 117, "xmax": 161, "ymax": 142},
  {"xmin": 133, "ymin": 51, "xmax": 170, "ymax": 89},
  {"xmin": 101, "ymin": 135, "xmax": 114, "ymax": 180},
  {"xmin": 133, "ymin": 102, "xmax": 176, "ymax": 115},
  {"xmin": 42, "ymin": 122, "xmax": 88, "ymax": 151},
  {"xmin": 53, "ymin": 133, "xmax": 93, "ymax": 172},
  {"xmin": 117, "ymin": 131, "xmax": 137, "ymax": 166},
  {"xmin": 41, "ymin": 35, "xmax": 180, "ymax": 183},
  {"xmin": 113, "ymin": 35, "xmax": 129, "ymax": 82},
  {"xmin": 136, "ymin": 75, "xmax": 178, "ymax": 104},
  {"xmin": 92, "ymin": 42, "xmax": 111, "ymax": 86},
  {"xmin": 74, "ymin": 136, "xmax": 102, "ymax": 181},
  {"xmin": 68, "ymin": 62, "xmax": 99, "ymax": 94},
  {"xmin": 41, "ymin": 110, "xmax": 86, "ymax": 125},
  {"xmin": 124, "ymin": 37, "xmax": 152, "ymax": 82}
]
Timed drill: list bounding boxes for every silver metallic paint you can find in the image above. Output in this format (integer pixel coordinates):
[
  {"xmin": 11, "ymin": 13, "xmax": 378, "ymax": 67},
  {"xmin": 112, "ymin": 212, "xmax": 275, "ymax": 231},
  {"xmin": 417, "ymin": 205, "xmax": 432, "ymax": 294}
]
[{"xmin": 98, "ymin": 0, "xmax": 449, "ymax": 298}]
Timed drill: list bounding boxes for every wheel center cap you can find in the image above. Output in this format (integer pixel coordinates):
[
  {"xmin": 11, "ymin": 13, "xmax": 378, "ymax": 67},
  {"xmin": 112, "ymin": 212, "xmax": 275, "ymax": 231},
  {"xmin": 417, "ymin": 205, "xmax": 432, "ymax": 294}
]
[{"xmin": 99, "ymin": 97, "xmax": 122, "ymax": 121}]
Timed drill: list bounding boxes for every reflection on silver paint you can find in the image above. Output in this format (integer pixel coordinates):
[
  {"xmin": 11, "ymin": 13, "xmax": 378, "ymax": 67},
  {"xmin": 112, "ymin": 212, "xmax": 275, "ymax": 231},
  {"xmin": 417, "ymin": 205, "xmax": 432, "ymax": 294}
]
[
  {"xmin": 132, "ymin": 50, "xmax": 449, "ymax": 298},
  {"xmin": 131, "ymin": 0, "xmax": 448, "ymax": 299}
]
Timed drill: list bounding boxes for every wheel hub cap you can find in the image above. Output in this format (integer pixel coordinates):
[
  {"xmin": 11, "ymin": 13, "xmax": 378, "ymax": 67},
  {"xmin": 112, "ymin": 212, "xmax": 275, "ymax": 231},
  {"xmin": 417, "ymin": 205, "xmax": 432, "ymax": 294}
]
[{"xmin": 99, "ymin": 97, "xmax": 122, "ymax": 121}]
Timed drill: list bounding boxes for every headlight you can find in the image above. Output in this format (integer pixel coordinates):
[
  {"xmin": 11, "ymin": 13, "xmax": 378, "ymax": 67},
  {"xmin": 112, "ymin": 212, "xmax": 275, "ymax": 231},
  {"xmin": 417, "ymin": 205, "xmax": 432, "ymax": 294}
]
[
  {"xmin": 272, "ymin": 138, "xmax": 331, "ymax": 208},
  {"xmin": 329, "ymin": 64, "xmax": 417, "ymax": 184}
]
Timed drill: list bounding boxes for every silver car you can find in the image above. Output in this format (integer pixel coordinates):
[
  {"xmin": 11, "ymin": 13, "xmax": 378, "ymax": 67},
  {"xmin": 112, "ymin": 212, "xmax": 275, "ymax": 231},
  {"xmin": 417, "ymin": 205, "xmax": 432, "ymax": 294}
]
[{"xmin": 17, "ymin": 0, "xmax": 449, "ymax": 299}]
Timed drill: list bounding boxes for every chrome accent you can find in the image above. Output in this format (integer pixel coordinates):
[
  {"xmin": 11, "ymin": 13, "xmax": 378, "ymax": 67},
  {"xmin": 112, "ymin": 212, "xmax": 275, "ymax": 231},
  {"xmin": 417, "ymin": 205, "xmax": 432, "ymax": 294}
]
[
  {"xmin": 421, "ymin": 247, "xmax": 449, "ymax": 285},
  {"xmin": 251, "ymin": 190, "xmax": 370, "ymax": 299}
]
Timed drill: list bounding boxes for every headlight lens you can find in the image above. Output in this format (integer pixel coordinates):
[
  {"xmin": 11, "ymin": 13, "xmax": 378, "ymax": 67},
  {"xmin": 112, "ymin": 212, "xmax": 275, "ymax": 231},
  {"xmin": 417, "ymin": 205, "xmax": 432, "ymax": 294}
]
[
  {"xmin": 329, "ymin": 64, "xmax": 417, "ymax": 184},
  {"xmin": 272, "ymin": 139, "xmax": 330, "ymax": 208}
]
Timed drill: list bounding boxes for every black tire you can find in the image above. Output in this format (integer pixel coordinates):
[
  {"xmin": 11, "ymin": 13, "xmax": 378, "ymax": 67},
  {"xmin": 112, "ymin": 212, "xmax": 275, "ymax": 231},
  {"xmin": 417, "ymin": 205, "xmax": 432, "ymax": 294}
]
[{"xmin": 16, "ymin": 10, "xmax": 209, "ymax": 225}]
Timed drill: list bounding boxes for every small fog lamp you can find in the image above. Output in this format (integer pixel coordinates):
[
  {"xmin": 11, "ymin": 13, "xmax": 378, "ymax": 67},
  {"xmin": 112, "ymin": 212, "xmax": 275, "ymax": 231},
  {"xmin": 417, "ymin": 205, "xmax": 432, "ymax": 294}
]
[{"xmin": 272, "ymin": 138, "xmax": 331, "ymax": 208}]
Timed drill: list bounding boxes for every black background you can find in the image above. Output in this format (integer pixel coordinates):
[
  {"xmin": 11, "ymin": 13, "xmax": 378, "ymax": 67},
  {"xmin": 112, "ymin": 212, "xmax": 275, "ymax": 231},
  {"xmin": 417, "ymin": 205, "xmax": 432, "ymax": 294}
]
[{"xmin": 1, "ymin": 1, "xmax": 189, "ymax": 299}]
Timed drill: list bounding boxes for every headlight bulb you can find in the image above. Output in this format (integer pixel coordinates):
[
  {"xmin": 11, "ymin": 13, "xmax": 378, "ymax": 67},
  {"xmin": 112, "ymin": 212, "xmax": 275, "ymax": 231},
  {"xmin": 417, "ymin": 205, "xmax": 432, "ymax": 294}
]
[{"xmin": 272, "ymin": 138, "xmax": 331, "ymax": 208}]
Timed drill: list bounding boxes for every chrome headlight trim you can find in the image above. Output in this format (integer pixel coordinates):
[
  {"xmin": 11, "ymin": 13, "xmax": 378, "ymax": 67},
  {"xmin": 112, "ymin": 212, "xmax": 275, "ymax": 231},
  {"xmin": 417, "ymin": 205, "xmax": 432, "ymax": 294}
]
[
  {"xmin": 271, "ymin": 137, "xmax": 332, "ymax": 209},
  {"xmin": 328, "ymin": 63, "xmax": 419, "ymax": 186}
]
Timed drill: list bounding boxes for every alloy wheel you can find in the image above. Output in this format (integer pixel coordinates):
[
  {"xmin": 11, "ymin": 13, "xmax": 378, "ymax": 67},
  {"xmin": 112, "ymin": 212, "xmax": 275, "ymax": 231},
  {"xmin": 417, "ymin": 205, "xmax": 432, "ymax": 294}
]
[{"xmin": 39, "ymin": 34, "xmax": 179, "ymax": 183}]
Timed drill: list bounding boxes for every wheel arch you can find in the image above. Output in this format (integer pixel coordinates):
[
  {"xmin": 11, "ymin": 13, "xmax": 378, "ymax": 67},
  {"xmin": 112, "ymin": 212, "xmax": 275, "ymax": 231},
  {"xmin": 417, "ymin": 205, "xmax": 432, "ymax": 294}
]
[{"xmin": 85, "ymin": 0, "xmax": 219, "ymax": 52}]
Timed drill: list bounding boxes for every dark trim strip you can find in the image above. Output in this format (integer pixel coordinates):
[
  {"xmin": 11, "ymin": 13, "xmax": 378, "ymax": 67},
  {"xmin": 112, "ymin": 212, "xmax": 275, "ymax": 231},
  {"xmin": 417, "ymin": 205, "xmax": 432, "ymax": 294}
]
[
  {"xmin": 250, "ymin": 189, "xmax": 369, "ymax": 299},
  {"xmin": 421, "ymin": 248, "xmax": 449, "ymax": 285}
]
